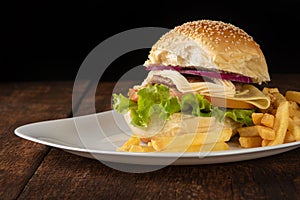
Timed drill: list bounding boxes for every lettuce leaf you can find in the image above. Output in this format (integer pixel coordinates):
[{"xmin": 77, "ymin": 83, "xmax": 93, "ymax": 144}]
[
  {"xmin": 112, "ymin": 84, "xmax": 255, "ymax": 128},
  {"xmin": 181, "ymin": 93, "xmax": 212, "ymax": 117},
  {"xmin": 113, "ymin": 84, "xmax": 180, "ymax": 127},
  {"xmin": 181, "ymin": 93, "xmax": 254, "ymax": 125},
  {"xmin": 212, "ymin": 107, "xmax": 255, "ymax": 126},
  {"xmin": 113, "ymin": 93, "xmax": 137, "ymax": 114}
]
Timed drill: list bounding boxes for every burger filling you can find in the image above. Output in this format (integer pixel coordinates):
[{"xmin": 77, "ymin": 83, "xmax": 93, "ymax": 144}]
[{"xmin": 113, "ymin": 69, "xmax": 270, "ymax": 130}]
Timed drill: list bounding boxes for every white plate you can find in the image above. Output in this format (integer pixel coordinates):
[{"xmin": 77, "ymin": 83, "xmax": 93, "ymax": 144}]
[{"xmin": 14, "ymin": 110, "xmax": 300, "ymax": 166}]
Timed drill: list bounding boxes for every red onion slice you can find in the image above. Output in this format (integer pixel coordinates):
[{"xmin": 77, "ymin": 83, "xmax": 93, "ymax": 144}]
[{"xmin": 145, "ymin": 66, "xmax": 252, "ymax": 83}]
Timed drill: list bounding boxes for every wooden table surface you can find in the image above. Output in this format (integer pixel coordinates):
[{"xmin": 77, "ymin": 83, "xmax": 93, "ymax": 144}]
[{"xmin": 1, "ymin": 73, "xmax": 300, "ymax": 200}]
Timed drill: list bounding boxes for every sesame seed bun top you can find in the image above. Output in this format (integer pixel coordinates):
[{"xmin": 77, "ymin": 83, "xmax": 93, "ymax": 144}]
[{"xmin": 144, "ymin": 20, "xmax": 270, "ymax": 83}]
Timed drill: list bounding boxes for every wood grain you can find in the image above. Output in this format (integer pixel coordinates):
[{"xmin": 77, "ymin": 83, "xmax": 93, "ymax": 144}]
[
  {"xmin": 0, "ymin": 81, "xmax": 74, "ymax": 199},
  {"xmin": 17, "ymin": 148, "xmax": 300, "ymax": 199}
]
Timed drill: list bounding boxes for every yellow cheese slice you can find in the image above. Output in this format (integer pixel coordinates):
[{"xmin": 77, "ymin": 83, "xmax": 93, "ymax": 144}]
[
  {"xmin": 206, "ymin": 84, "xmax": 270, "ymax": 109},
  {"xmin": 230, "ymin": 84, "xmax": 270, "ymax": 109}
]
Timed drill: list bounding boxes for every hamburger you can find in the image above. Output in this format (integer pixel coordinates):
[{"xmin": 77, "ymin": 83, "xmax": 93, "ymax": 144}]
[{"xmin": 113, "ymin": 20, "xmax": 271, "ymax": 151}]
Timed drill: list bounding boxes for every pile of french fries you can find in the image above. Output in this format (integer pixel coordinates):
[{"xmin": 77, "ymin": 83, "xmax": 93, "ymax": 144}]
[
  {"xmin": 238, "ymin": 88, "xmax": 300, "ymax": 148},
  {"xmin": 117, "ymin": 117, "xmax": 233, "ymax": 153}
]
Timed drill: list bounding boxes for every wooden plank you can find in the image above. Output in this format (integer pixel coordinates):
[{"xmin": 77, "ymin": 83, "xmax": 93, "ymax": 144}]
[
  {"xmin": 0, "ymin": 81, "xmax": 75, "ymax": 199},
  {"xmin": 17, "ymin": 147, "xmax": 300, "ymax": 199}
]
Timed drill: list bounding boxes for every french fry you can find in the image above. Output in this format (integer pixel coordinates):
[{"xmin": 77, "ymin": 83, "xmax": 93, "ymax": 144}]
[
  {"xmin": 162, "ymin": 142, "xmax": 229, "ymax": 152},
  {"xmin": 293, "ymin": 112, "xmax": 300, "ymax": 121},
  {"xmin": 152, "ymin": 113, "xmax": 218, "ymax": 137},
  {"xmin": 117, "ymin": 136, "xmax": 140, "ymax": 151},
  {"xmin": 238, "ymin": 124, "xmax": 275, "ymax": 140},
  {"xmin": 196, "ymin": 142, "xmax": 229, "ymax": 152},
  {"xmin": 237, "ymin": 126, "xmax": 259, "ymax": 137},
  {"xmin": 272, "ymin": 93, "xmax": 287, "ymax": 108},
  {"xmin": 239, "ymin": 136, "xmax": 262, "ymax": 148},
  {"xmin": 285, "ymin": 91, "xmax": 300, "ymax": 104},
  {"xmin": 288, "ymin": 101, "xmax": 299, "ymax": 110},
  {"xmin": 257, "ymin": 125, "xmax": 275, "ymax": 140},
  {"xmin": 262, "ymin": 139, "xmax": 271, "ymax": 147},
  {"xmin": 288, "ymin": 101, "xmax": 300, "ymax": 119},
  {"xmin": 263, "ymin": 87, "xmax": 280, "ymax": 94},
  {"xmin": 151, "ymin": 128, "xmax": 232, "ymax": 151},
  {"xmin": 260, "ymin": 113, "xmax": 275, "ymax": 128},
  {"xmin": 284, "ymin": 131, "xmax": 296, "ymax": 143},
  {"xmin": 293, "ymin": 117, "xmax": 300, "ymax": 126},
  {"xmin": 252, "ymin": 113, "xmax": 264, "ymax": 125},
  {"xmin": 288, "ymin": 118, "xmax": 300, "ymax": 141},
  {"xmin": 268, "ymin": 101, "xmax": 289, "ymax": 146},
  {"xmin": 262, "ymin": 87, "xmax": 287, "ymax": 111}
]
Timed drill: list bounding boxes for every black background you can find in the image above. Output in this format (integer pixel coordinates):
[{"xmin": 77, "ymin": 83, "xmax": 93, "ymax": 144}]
[{"xmin": 3, "ymin": 1, "xmax": 300, "ymax": 82}]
